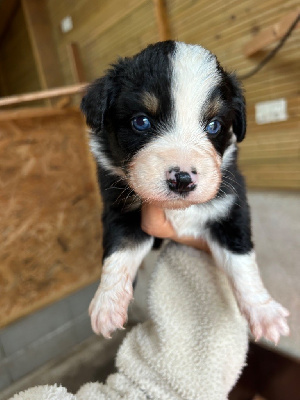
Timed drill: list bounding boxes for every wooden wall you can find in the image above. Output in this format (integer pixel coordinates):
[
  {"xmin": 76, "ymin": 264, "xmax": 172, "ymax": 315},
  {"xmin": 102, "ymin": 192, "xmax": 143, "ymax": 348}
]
[
  {"xmin": 46, "ymin": 0, "xmax": 160, "ymax": 85},
  {"xmin": 0, "ymin": 4, "xmax": 41, "ymax": 97},
  {"xmin": 44, "ymin": 0, "xmax": 300, "ymax": 190}
]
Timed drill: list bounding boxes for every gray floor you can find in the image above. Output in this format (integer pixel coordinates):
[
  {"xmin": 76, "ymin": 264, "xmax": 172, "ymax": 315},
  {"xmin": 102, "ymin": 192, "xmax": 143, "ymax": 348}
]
[
  {"xmin": 248, "ymin": 191, "xmax": 300, "ymax": 358},
  {"xmin": 0, "ymin": 330, "xmax": 128, "ymax": 400},
  {"xmin": 0, "ymin": 282, "xmax": 99, "ymax": 392}
]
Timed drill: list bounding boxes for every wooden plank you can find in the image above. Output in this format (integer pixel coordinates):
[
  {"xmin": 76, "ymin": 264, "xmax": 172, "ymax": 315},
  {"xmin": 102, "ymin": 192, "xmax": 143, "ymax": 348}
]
[
  {"xmin": 0, "ymin": 83, "xmax": 87, "ymax": 107},
  {"xmin": 244, "ymin": 8, "xmax": 300, "ymax": 57},
  {"xmin": 153, "ymin": 0, "xmax": 172, "ymax": 41},
  {"xmin": 0, "ymin": 4, "xmax": 41, "ymax": 98},
  {"xmin": 21, "ymin": 0, "xmax": 65, "ymax": 92},
  {"xmin": 46, "ymin": 0, "xmax": 158, "ymax": 84},
  {"xmin": 78, "ymin": 0, "xmax": 147, "ymax": 47},
  {"xmin": 0, "ymin": 57, "xmax": 8, "ymax": 95},
  {"xmin": 0, "ymin": 0, "xmax": 19, "ymax": 40},
  {"xmin": 67, "ymin": 42, "xmax": 86, "ymax": 83},
  {"xmin": 0, "ymin": 106, "xmax": 80, "ymax": 121}
]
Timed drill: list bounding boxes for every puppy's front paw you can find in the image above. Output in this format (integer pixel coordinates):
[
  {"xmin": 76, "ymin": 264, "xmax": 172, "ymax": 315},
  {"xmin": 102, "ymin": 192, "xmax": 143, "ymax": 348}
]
[
  {"xmin": 89, "ymin": 279, "xmax": 133, "ymax": 338},
  {"xmin": 245, "ymin": 300, "xmax": 290, "ymax": 344}
]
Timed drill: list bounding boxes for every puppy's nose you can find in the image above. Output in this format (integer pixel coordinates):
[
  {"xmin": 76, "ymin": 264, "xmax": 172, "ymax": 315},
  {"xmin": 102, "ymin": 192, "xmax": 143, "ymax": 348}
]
[{"xmin": 167, "ymin": 169, "xmax": 196, "ymax": 194}]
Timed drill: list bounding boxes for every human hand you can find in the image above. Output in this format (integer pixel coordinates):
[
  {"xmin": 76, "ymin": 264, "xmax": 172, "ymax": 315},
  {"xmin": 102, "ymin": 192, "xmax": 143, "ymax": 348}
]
[{"xmin": 141, "ymin": 204, "xmax": 210, "ymax": 253}]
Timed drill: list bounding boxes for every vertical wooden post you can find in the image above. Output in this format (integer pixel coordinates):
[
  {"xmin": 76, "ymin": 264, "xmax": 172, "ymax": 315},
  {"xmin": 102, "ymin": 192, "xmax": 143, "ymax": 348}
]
[
  {"xmin": 21, "ymin": 0, "xmax": 64, "ymax": 96},
  {"xmin": 67, "ymin": 42, "xmax": 86, "ymax": 83},
  {"xmin": 0, "ymin": 0, "xmax": 19, "ymax": 40},
  {"xmin": 0, "ymin": 61, "xmax": 8, "ymax": 96},
  {"xmin": 153, "ymin": 0, "xmax": 172, "ymax": 41}
]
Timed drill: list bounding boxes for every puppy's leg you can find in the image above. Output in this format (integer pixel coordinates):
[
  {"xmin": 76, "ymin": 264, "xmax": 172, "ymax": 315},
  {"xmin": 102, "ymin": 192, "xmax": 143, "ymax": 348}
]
[
  {"xmin": 89, "ymin": 238, "xmax": 153, "ymax": 338},
  {"xmin": 209, "ymin": 244, "xmax": 289, "ymax": 344},
  {"xmin": 88, "ymin": 164, "xmax": 154, "ymax": 337},
  {"xmin": 208, "ymin": 197, "xmax": 289, "ymax": 344}
]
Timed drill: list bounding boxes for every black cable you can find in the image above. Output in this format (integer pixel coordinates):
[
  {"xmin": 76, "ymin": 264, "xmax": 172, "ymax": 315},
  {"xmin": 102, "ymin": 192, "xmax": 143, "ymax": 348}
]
[{"xmin": 239, "ymin": 13, "xmax": 300, "ymax": 80}]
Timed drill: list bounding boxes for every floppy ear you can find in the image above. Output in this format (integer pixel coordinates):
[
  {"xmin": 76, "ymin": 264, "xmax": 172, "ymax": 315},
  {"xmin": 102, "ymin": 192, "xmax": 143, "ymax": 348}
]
[
  {"xmin": 228, "ymin": 73, "xmax": 246, "ymax": 143},
  {"xmin": 80, "ymin": 75, "xmax": 116, "ymax": 131}
]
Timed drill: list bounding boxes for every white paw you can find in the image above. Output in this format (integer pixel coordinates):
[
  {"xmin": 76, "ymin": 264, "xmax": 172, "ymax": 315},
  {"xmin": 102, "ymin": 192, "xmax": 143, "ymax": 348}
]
[
  {"xmin": 89, "ymin": 278, "xmax": 133, "ymax": 338},
  {"xmin": 244, "ymin": 299, "xmax": 290, "ymax": 344}
]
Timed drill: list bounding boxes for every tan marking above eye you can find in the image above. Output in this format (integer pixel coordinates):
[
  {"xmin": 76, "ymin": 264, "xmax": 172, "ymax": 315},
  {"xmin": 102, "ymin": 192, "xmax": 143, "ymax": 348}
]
[
  {"xmin": 203, "ymin": 97, "xmax": 222, "ymax": 121},
  {"xmin": 142, "ymin": 92, "xmax": 159, "ymax": 114}
]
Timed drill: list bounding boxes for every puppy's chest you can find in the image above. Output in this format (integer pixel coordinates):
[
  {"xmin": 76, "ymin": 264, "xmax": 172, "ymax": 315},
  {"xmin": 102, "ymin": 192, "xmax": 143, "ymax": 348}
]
[{"xmin": 164, "ymin": 195, "xmax": 235, "ymax": 238}]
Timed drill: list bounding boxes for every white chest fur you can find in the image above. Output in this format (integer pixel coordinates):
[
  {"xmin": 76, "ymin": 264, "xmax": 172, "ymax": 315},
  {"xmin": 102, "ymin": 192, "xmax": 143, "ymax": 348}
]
[{"xmin": 164, "ymin": 194, "xmax": 235, "ymax": 238}]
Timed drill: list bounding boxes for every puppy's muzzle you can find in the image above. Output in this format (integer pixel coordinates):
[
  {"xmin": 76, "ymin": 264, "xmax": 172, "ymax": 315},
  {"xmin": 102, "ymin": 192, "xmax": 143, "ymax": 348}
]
[{"xmin": 166, "ymin": 167, "xmax": 197, "ymax": 195}]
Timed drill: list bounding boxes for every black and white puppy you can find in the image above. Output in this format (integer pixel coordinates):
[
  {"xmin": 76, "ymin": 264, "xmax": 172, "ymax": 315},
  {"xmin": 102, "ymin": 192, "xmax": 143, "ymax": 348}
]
[{"xmin": 81, "ymin": 41, "xmax": 289, "ymax": 343}]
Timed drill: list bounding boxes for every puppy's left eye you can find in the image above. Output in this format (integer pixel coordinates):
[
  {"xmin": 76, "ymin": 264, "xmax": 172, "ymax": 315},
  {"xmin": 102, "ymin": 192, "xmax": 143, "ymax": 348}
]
[
  {"xmin": 131, "ymin": 115, "xmax": 151, "ymax": 132},
  {"xmin": 205, "ymin": 120, "xmax": 222, "ymax": 136}
]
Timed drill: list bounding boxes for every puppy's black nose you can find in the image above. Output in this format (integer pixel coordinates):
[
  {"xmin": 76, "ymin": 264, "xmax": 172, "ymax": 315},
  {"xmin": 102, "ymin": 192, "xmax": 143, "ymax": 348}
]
[{"xmin": 167, "ymin": 171, "xmax": 196, "ymax": 194}]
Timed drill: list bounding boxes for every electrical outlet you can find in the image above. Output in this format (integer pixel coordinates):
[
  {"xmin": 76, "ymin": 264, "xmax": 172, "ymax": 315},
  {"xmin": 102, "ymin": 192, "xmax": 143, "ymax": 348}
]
[
  {"xmin": 61, "ymin": 16, "xmax": 73, "ymax": 33},
  {"xmin": 255, "ymin": 98, "xmax": 288, "ymax": 125}
]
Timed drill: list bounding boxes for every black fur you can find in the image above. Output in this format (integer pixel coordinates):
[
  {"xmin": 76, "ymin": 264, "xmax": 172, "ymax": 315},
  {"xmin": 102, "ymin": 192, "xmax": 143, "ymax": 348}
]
[
  {"xmin": 82, "ymin": 41, "xmax": 176, "ymax": 167},
  {"xmin": 96, "ymin": 164, "xmax": 150, "ymax": 259},
  {"xmin": 211, "ymin": 164, "xmax": 253, "ymax": 254},
  {"xmin": 82, "ymin": 41, "xmax": 176, "ymax": 258}
]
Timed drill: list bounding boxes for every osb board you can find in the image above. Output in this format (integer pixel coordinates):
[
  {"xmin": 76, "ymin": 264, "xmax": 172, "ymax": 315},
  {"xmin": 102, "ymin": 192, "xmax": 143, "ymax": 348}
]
[
  {"xmin": 0, "ymin": 108, "xmax": 102, "ymax": 328},
  {"xmin": 46, "ymin": 0, "xmax": 159, "ymax": 86},
  {"xmin": 168, "ymin": 0, "xmax": 300, "ymax": 190},
  {"xmin": 0, "ymin": 3, "xmax": 41, "ymax": 99}
]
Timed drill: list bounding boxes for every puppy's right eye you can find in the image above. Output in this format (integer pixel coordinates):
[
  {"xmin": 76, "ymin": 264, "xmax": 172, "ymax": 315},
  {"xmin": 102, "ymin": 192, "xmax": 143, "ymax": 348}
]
[{"xmin": 131, "ymin": 115, "xmax": 151, "ymax": 132}]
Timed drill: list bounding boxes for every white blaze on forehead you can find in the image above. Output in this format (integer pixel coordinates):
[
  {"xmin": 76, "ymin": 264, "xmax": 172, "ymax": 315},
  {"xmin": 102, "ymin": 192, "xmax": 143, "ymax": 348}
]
[
  {"xmin": 128, "ymin": 43, "xmax": 223, "ymax": 208},
  {"xmin": 172, "ymin": 42, "xmax": 221, "ymax": 137}
]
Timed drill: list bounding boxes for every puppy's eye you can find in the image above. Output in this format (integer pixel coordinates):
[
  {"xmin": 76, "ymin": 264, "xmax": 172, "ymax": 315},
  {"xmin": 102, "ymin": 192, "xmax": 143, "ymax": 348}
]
[
  {"xmin": 205, "ymin": 120, "xmax": 222, "ymax": 136},
  {"xmin": 131, "ymin": 115, "xmax": 151, "ymax": 132}
]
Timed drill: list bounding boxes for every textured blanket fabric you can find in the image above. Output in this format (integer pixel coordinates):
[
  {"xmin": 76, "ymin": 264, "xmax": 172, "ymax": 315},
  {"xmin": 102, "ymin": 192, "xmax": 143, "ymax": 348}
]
[
  {"xmin": 9, "ymin": 384, "xmax": 76, "ymax": 400},
  {"xmin": 10, "ymin": 242, "xmax": 248, "ymax": 400}
]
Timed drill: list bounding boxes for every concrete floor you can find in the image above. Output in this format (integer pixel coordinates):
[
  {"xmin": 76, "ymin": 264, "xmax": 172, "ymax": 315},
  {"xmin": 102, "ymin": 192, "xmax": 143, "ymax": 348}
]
[{"xmin": 0, "ymin": 330, "xmax": 127, "ymax": 400}]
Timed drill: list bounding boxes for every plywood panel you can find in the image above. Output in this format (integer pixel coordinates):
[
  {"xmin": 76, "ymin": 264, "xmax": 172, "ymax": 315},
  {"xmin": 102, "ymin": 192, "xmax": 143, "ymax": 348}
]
[{"xmin": 0, "ymin": 109, "xmax": 102, "ymax": 328}]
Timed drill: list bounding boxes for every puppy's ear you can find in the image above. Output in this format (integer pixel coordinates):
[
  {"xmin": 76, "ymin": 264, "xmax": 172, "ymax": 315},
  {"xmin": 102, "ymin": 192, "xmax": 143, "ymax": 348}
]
[
  {"xmin": 228, "ymin": 73, "xmax": 246, "ymax": 143},
  {"xmin": 81, "ymin": 75, "xmax": 116, "ymax": 131}
]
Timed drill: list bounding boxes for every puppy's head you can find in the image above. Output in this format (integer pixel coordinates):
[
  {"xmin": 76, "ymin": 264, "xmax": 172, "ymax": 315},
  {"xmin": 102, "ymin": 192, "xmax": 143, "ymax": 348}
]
[{"xmin": 81, "ymin": 41, "xmax": 246, "ymax": 209}]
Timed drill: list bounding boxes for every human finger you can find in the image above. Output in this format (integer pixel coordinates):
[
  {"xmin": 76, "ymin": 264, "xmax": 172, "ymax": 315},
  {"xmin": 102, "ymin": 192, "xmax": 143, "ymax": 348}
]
[{"xmin": 141, "ymin": 203, "xmax": 176, "ymax": 238}]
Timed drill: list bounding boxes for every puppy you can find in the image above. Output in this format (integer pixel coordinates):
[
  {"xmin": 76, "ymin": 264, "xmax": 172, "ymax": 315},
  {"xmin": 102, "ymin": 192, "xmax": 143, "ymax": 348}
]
[{"xmin": 81, "ymin": 41, "xmax": 289, "ymax": 343}]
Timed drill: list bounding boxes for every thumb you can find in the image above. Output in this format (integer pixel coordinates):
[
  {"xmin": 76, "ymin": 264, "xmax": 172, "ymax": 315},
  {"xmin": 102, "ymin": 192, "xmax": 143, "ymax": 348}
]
[{"xmin": 141, "ymin": 204, "xmax": 176, "ymax": 238}]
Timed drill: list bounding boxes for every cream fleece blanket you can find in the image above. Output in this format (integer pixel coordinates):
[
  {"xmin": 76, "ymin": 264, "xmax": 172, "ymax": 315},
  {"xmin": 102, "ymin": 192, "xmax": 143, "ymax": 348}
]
[{"xmin": 10, "ymin": 242, "xmax": 248, "ymax": 400}]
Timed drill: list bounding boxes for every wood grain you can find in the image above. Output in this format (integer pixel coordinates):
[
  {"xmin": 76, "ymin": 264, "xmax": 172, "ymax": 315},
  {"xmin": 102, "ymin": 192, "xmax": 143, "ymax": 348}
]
[
  {"xmin": 0, "ymin": 83, "xmax": 87, "ymax": 107},
  {"xmin": 22, "ymin": 0, "xmax": 64, "ymax": 96},
  {"xmin": 0, "ymin": 0, "xmax": 19, "ymax": 40},
  {"xmin": 153, "ymin": 0, "xmax": 172, "ymax": 41},
  {"xmin": 46, "ymin": 0, "xmax": 159, "ymax": 85},
  {"xmin": 0, "ymin": 109, "xmax": 102, "ymax": 328},
  {"xmin": 244, "ymin": 8, "xmax": 300, "ymax": 56},
  {"xmin": 0, "ymin": 4, "xmax": 41, "ymax": 98},
  {"xmin": 67, "ymin": 42, "xmax": 86, "ymax": 83}
]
